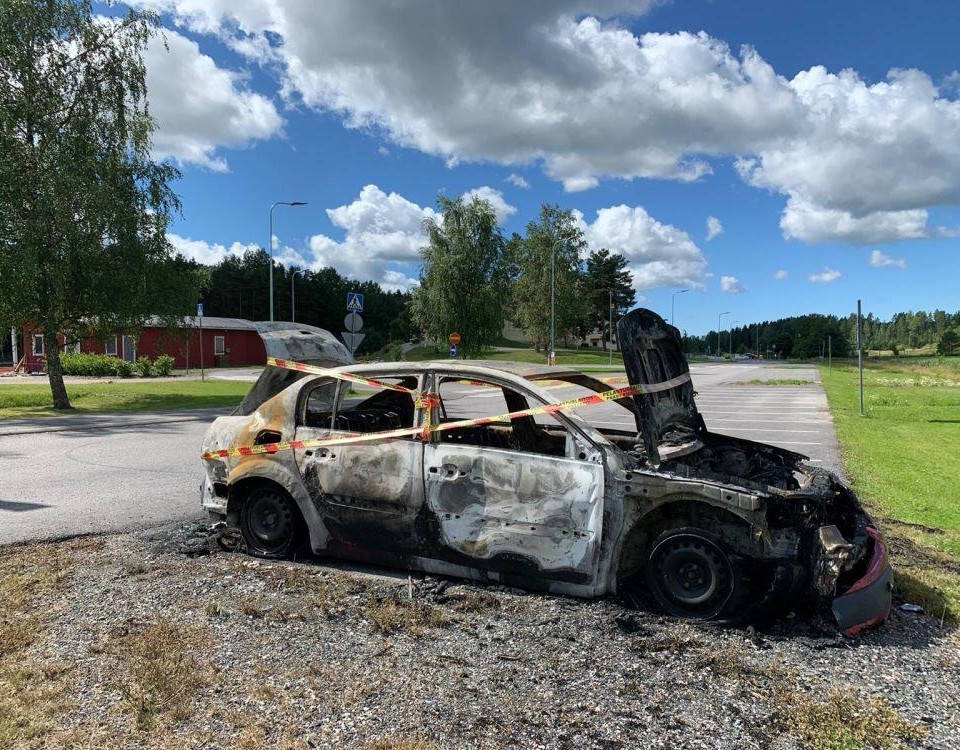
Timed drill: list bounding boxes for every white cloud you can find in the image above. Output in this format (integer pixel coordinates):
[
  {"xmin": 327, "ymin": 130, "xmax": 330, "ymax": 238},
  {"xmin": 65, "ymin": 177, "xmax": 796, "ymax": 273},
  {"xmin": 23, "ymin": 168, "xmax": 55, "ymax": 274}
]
[
  {"xmin": 506, "ymin": 173, "xmax": 531, "ymax": 189},
  {"xmin": 808, "ymin": 267, "xmax": 841, "ymax": 283},
  {"xmin": 776, "ymin": 195, "xmax": 931, "ymax": 245},
  {"xmin": 706, "ymin": 216, "xmax": 723, "ymax": 241},
  {"xmin": 869, "ymin": 249, "xmax": 907, "ymax": 269},
  {"xmin": 378, "ymin": 145, "xmax": 391, "ymax": 156},
  {"xmin": 577, "ymin": 205, "xmax": 710, "ymax": 291},
  {"xmin": 773, "ymin": 269, "xmax": 789, "ymax": 279},
  {"xmin": 720, "ymin": 275, "xmax": 745, "ymax": 293},
  {"xmin": 131, "ymin": 3, "xmax": 960, "ymax": 244},
  {"xmin": 145, "ymin": 28, "xmax": 283, "ymax": 170},
  {"xmin": 168, "ymin": 233, "xmax": 260, "ymax": 264},
  {"xmin": 306, "ymin": 184, "xmax": 438, "ymax": 290},
  {"xmin": 461, "ymin": 186, "xmax": 517, "ymax": 222}
]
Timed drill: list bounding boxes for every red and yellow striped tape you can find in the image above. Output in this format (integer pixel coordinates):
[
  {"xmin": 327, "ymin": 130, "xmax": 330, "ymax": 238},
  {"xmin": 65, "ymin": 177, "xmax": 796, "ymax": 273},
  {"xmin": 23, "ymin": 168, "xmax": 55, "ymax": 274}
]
[{"xmin": 201, "ymin": 362, "xmax": 689, "ymax": 461}]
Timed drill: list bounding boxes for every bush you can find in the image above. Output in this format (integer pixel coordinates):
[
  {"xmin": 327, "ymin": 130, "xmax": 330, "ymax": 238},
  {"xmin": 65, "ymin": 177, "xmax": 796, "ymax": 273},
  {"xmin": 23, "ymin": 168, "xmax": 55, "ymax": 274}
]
[
  {"xmin": 151, "ymin": 354, "xmax": 175, "ymax": 377},
  {"xmin": 135, "ymin": 356, "xmax": 153, "ymax": 377},
  {"xmin": 60, "ymin": 352, "xmax": 135, "ymax": 377}
]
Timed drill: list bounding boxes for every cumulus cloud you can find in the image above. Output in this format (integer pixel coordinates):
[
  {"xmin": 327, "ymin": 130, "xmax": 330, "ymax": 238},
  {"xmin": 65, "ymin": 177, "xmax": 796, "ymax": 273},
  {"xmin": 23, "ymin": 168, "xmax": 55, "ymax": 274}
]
[
  {"xmin": 577, "ymin": 205, "xmax": 710, "ymax": 291},
  {"xmin": 773, "ymin": 269, "xmax": 789, "ymax": 279},
  {"xmin": 305, "ymin": 184, "xmax": 438, "ymax": 290},
  {"xmin": 869, "ymin": 249, "xmax": 907, "ymax": 269},
  {"xmin": 706, "ymin": 216, "xmax": 723, "ymax": 241},
  {"xmin": 808, "ymin": 267, "xmax": 841, "ymax": 283},
  {"xmin": 130, "ymin": 2, "xmax": 960, "ymax": 243},
  {"xmin": 168, "ymin": 233, "xmax": 260, "ymax": 264},
  {"xmin": 720, "ymin": 275, "xmax": 745, "ymax": 293},
  {"xmin": 506, "ymin": 173, "xmax": 531, "ymax": 189},
  {"xmin": 144, "ymin": 28, "xmax": 283, "ymax": 170},
  {"xmin": 461, "ymin": 186, "xmax": 517, "ymax": 222}
]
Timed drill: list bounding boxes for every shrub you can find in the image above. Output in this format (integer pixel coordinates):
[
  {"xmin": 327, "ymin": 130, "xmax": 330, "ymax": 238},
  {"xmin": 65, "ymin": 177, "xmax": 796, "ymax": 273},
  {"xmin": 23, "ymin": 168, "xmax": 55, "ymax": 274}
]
[
  {"xmin": 134, "ymin": 356, "xmax": 152, "ymax": 377},
  {"xmin": 151, "ymin": 354, "xmax": 175, "ymax": 377},
  {"xmin": 60, "ymin": 352, "xmax": 134, "ymax": 377}
]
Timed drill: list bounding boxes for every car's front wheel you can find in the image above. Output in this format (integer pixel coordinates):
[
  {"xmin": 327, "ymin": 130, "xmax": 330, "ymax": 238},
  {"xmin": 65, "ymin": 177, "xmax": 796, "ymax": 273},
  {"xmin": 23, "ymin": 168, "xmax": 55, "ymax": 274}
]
[
  {"xmin": 644, "ymin": 528, "xmax": 743, "ymax": 620},
  {"xmin": 239, "ymin": 485, "xmax": 303, "ymax": 559}
]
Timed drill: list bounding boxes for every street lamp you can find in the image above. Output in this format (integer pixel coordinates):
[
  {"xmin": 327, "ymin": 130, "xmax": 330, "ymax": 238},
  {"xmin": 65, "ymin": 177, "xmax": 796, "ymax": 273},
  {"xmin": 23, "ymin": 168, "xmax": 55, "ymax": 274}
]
[
  {"xmin": 671, "ymin": 288, "xmax": 690, "ymax": 326},
  {"xmin": 731, "ymin": 320, "xmax": 740, "ymax": 356},
  {"xmin": 291, "ymin": 269, "xmax": 308, "ymax": 322},
  {"xmin": 549, "ymin": 237, "xmax": 564, "ymax": 366},
  {"xmin": 269, "ymin": 201, "xmax": 307, "ymax": 322},
  {"xmin": 718, "ymin": 311, "xmax": 730, "ymax": 357}
]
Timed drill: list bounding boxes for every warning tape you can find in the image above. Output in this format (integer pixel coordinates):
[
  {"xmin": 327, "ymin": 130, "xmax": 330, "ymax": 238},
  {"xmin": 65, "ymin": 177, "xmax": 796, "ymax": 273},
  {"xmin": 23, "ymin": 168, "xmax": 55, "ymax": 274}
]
[
  {"xmin": 201, "ymin": 368, "xmax": 690, "ymax": 461},
  {"xmin": 267, "ymin": 357, "xmax": 416, "ymax": 393}
]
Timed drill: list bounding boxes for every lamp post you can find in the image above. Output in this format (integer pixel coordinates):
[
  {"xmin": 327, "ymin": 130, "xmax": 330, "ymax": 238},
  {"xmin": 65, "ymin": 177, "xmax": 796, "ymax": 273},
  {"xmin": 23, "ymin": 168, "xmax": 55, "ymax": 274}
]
[
  {"xmin": 671, "ymin": 288, "xmax": 690, "ymax": 326},
  {"xmin": 549, "ymin": 237, "xmax": 564, "ymax": 365},
  {"xmin": 731, "ymin": 320, "xmax": 740, "ymax": 356},
  {"xmin": 269, "ymin": 201, "xmax": 307, "ymax": 322},
  {"xmin": 291, "ymin": 269, "xmax": 308, "ymax": 322},
  {"xmin": 718, "ymin": 311, "xmax": 730, "ymax": 357}
]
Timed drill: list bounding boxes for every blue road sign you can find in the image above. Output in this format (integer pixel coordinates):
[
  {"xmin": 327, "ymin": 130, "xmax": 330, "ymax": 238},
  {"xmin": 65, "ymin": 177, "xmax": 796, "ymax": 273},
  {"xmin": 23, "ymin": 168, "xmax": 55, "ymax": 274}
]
[
  {"xmin": 196, "ymin": 303, "xmax": 204, "ymax": 317},
  {"xmin": 450, "ymin": 344, "xmax": 457, "ymax": 358},
  {"xmin": 346, "ymin": 292, "xmax": 364, "ymax": 312}
]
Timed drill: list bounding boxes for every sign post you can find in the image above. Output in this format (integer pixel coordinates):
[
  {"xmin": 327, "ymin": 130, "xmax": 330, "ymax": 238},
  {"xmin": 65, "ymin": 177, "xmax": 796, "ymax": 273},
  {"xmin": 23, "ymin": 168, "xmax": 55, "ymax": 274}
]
[
  {"xmin": 197, "ymin": 302, "xmax": 205, "ymax": 382},
  {"xmin": 449, "ymin": 332, "xmax": 461, "ymax": 359},
  {"xmin": 341, "ymin": 293, "xmax": 366, "ymax": 355}
]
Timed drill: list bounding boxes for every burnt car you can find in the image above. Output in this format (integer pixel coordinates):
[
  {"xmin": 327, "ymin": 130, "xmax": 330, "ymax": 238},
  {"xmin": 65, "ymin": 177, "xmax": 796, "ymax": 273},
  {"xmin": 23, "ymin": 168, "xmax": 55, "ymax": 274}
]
[{"xmin": 200, "ymin": 309, "xmax": 891, "ymax": 633}]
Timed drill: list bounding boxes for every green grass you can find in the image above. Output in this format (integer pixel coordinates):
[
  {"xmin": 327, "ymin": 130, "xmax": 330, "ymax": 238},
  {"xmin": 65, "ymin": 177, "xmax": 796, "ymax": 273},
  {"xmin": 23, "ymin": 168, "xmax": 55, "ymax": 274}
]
[
  {"xmin": 404, "ymin": 345, "xmax": 623, "ymax": 366},
  {"xmin": 731, "ymin": 378, "xmax": 814, "ymax": 386},
  {"xmin": 820, "ymin": 359, "xmax": 960, "ymax": 619},
  {"xmin": 0, "ymin": 380, "xmax": 250, "ymax": 419}
]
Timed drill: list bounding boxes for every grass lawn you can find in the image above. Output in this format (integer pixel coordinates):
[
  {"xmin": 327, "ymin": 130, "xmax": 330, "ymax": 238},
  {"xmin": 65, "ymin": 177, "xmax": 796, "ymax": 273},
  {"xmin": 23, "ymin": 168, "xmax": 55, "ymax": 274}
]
[
  {"xmin": 820, "ymin": 358, "xmax": 960, "ymax": 619},
  {"xmin": 0, "ymin": 379, "xmax": 250, "ymax": 419}
]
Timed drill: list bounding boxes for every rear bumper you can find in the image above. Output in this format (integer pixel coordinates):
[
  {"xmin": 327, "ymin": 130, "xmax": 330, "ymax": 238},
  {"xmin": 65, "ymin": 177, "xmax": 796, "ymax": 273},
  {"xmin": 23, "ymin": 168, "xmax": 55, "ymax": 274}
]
[{"xmin": 833, "ymin": 526, "xmax": 893, "ymax": 636}]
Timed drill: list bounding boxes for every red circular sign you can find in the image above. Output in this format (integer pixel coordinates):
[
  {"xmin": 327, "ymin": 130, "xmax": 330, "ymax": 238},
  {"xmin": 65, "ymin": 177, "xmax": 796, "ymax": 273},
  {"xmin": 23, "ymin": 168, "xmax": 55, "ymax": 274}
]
[{"xmin": 449, "ymin": 332, "xmax": 461, "ymax": 345}]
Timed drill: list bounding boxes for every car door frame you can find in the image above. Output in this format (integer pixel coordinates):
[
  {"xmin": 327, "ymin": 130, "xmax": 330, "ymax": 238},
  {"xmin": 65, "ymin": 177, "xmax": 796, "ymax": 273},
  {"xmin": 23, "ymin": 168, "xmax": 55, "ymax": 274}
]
[
  {"xmin": 291, "ymin": 370, "xmax": 427, "ymax": 564},
  {"xmin": 419, "ymin": 369, "xmax": 608, "ymax": 594}
]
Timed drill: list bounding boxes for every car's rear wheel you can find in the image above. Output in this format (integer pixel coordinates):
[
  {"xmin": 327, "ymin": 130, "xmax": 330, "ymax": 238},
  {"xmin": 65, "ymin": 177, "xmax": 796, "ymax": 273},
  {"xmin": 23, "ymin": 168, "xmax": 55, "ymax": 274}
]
[
  {"xmin": 239, "ymin": 485, "xmax": 302, "ymax": 558},
  {"xmin": 645, "ymin": 528, "xmax": 742, "ymax": 620}
]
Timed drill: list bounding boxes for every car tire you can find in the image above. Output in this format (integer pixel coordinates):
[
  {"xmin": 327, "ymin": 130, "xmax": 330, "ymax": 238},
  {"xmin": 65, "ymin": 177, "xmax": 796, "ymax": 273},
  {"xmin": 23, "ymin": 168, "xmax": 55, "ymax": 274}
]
[
  {"xmin": 644, "ymin": 527, "xmax": 744, "ymax": 620},
  {"xmin": 239, "ymin": 485, "xmax": 303, "ymax": 559}
]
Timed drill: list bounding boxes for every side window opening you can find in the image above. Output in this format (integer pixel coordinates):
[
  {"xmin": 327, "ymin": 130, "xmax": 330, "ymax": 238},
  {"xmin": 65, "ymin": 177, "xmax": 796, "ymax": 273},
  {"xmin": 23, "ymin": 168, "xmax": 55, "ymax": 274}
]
[
  {"xmin": 333, "ymin": 376, "xmax": 418, "ymax": 434},
  {"xmin": 435, "ymin": 377, "xmax": 568, "ymax": 458},
  {"xmin": 531, "ymin": 375, "xmax": 640, "ymax": 452},
  {"xmin": 302, "ymin": 380, "xmax": 337, "ymax": 428}
]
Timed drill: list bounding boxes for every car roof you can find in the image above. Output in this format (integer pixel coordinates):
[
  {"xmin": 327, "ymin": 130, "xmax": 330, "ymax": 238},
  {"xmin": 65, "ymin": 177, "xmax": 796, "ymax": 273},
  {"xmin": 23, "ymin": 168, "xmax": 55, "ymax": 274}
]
[{"xmin": 336, "ymin": 360, "xmax": 583, "ymax": 381}]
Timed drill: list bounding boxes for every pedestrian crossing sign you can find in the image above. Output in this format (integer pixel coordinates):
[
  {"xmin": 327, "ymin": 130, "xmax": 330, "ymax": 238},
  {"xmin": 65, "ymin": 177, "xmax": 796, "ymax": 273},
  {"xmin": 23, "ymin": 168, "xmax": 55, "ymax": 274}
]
[{"xmin": 346, "ymin": 292, "xmax": 364, "ymax": 312}]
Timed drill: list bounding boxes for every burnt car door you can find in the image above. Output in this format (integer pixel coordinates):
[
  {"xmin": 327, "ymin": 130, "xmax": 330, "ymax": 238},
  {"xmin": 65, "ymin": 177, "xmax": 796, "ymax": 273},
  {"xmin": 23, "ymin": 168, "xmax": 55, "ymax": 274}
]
[
  {"xmin": 292, "ymin": 373, "xmax": 425, "ymax": 557},
  {"xmin": 420, "ymin": 373, "xmax": 605, "ymax": 586}
]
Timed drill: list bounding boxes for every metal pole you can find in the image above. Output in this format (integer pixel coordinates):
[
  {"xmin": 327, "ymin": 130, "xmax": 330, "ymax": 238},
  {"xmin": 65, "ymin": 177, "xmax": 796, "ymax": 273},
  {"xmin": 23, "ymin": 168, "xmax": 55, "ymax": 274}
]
[
  {"xmin": 718, "ymin": 311, "xmax": 730, "ymax": 357},
  {"xmin": 828, "ymin": 335, "xmax": 832, "ymax": 373},
  {"xmin": 550, "ymin": 238, "xmax": 559, "ymax": 365},
  {"xmin": 671, "ymin": 288, "xmax": 689, "ymax": 326},
  {"xmin": 199, "ymin": 316, "xmax": 204, "ymax": 382},
  {"xmin": 857, "ymin": 299, "xmax": 864, "ymax": 416},
  {"xmin": 609, "ymin": 289, "xmax": 613, "ymax": 366},
  {"xmin": 10, "ymin": 328, "xmax": 17, "ymax": 368},
  {"xmin": 269, "ymin": 201, "xmax": 308, "ymax": 322}
]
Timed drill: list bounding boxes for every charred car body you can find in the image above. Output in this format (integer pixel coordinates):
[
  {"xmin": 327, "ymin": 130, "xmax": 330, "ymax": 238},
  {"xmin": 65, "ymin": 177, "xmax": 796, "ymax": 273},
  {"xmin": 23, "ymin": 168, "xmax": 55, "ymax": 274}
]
[{"xmin": 200, "ymin": 310, "xmax": 892, "ymax": 633}]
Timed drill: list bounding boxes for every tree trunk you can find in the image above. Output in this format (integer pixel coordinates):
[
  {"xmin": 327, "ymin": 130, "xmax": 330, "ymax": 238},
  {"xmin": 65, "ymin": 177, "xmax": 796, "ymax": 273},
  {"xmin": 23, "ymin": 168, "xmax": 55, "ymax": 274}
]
[{"xmin": 44, "ymin": 329, "xmax": 71, "ymax": 409}]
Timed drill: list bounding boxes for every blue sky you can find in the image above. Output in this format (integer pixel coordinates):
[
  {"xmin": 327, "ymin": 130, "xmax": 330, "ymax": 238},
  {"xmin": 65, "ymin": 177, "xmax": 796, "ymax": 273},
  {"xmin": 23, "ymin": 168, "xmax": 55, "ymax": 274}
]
[{"xmin": 116, "ymin": 1, "xmax": 959, "ymax": 334}]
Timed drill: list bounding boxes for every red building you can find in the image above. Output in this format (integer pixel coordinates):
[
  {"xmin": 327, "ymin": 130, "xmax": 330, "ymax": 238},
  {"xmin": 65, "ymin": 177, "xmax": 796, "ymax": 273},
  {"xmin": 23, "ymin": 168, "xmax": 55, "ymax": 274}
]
[{"xmin": 15, "ymin": 317, "xmax": 268, "ymax": 372}]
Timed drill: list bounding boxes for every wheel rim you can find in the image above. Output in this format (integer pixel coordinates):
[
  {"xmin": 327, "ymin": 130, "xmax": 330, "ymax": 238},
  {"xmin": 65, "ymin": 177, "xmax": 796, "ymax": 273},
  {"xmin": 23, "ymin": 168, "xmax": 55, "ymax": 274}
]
[
  {"xmin": 650, "ymin": 533, "xmax": 734, "ymax": 619},
  {"xmin": 246, "ymin": 490, "xmax": 294, "ymax": 553}
]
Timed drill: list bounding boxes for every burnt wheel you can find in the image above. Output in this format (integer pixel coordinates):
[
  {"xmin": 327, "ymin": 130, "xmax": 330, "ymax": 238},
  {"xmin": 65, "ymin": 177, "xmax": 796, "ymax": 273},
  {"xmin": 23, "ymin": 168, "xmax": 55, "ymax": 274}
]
[
  {"xmin": 645, "ymin": 528, "xmax": 741, "ymax": 620},
  {"xmin": 239, "ymin": 486, "xmax": 302, "ymax": 558}
]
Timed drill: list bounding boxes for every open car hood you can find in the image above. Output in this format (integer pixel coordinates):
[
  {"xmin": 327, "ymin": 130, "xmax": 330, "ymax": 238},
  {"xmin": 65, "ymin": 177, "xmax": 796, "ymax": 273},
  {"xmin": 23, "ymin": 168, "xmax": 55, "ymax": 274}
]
[{"xmin": 617, "ymin": 308, "xmax": 706, "ymax": 464}]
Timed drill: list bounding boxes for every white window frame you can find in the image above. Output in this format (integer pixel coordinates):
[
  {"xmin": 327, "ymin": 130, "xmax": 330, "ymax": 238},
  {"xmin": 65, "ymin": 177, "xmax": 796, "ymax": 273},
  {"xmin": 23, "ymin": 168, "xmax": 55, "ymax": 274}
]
[
  {"xmin": 214, "ymin": 335, "xmax": 226, "ymax": 356},
  {"xmin": 32, "ymin": 334, "xmax": 44, "ymax": 356},
  {"xmin": 104, "ymin": 336, "xmax": 118, "ymax": 356}
]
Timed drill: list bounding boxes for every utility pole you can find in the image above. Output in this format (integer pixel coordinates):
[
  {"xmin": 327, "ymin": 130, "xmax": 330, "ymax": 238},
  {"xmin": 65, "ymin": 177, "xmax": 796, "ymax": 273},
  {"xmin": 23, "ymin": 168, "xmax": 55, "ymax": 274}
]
[
  {"xmin": 718, "ymin": 311, "xmax": 730, "ymax": 357},
  {"xmin": 857, "ymin": 299, "xmax": 864, "ymax": 416},
  {"xmin": 268, "ymin": 200, "xmax": 307, "ymax": 322}
]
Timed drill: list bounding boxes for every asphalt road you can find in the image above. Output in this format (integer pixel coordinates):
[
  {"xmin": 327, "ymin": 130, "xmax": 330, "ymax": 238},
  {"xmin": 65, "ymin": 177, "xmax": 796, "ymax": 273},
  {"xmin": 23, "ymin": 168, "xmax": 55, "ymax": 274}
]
[{"xmin": 0, "ymin": 362, "xmax": 839, "ymax": 545}]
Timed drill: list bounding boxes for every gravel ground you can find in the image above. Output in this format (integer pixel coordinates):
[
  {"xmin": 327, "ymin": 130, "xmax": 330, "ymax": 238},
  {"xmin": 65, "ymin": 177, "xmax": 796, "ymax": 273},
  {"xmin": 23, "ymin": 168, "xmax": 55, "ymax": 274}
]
[{"xmin": 2, "ymin": 522, "xmax": 959, "ymax": 750}]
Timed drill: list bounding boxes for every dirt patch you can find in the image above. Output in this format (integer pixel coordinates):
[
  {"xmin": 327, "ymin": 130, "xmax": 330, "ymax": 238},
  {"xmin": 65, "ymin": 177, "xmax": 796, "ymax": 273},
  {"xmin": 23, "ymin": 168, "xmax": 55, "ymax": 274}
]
[{"xmin": 0, "ymin": 523, "xmax": 955, "ymax": 749}]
